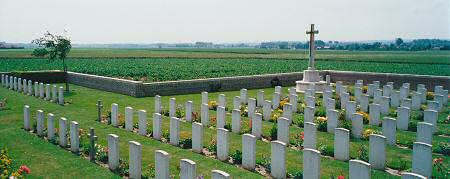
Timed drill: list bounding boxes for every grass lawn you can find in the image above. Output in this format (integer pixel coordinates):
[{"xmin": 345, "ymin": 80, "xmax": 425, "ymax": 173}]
[{"xmin": 0, "ymin": 84, "xmax": 448, "ymax": 178}]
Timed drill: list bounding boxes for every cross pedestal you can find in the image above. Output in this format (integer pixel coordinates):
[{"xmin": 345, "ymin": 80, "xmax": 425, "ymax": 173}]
[{"xmin": 296, "ymin": 24, "xmax": 327, "ymax": 93}]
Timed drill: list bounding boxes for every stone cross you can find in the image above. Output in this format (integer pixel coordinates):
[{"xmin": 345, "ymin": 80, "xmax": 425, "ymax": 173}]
[
  {"xmin": 306, "ymin": 24, "xmax": 319, "ymax": 70},
  {"xmin": 96, "ymin": 100, "xmax": 103, "ymax": 122},
  {"xmin": 88, "ymin": 127, "xmax": 97, "ymax": 162}
]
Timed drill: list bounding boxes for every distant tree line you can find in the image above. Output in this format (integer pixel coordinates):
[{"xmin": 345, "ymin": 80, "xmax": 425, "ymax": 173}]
[{"xmin": 259, "ymin": 38, "xmax": 450, "ymax": 51}]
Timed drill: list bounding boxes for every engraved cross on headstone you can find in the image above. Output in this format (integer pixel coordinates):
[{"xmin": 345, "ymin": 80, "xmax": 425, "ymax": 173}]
[
  {"xmin": 87, "ymin": 127, "xmax": 97, "ymax": 162},
  {"xmin": 306, "ymin": 24, "xmax": 319, "ymax": 70},
  {"xmin": 96, "ymin": 100, "xmax": 103, "ymax": 122}
]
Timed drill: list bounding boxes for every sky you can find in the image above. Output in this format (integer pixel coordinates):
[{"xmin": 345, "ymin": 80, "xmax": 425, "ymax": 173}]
[{"xmin": 0, "ymin": 0, "xmax": 449, "ymax": 43}]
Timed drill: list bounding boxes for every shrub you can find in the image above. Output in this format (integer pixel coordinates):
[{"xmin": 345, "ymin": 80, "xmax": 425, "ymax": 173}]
[
  {"xmin": 270, "ymin": 109, "xmax": 283, "ymax": 122},
  {"xmin": 179, "ymin": 138, "xmax": 192, "ymax": 149},
  {"xmin": 356, "ymin": 145, "xmax": 369, "ymax": 162},
  {"xmin": 162, "ymin": 130, "xmax": 170, "ymax": 139},
  {"xmin": 434, "ymin": 142, "xmax": 450, "ymax": 156},
  {"xmin": 0, "ymin": 148, "xmax": 31, "ymax": 178},
  {"xmin": 362, "ymin": 129, "xmax": 381, "ymax": 140},
  {"xmin": 206, "ymin": 139, "xmax": 217, "ymax": 153},
  {"xmin": 314, "ymin": 106, "xmax": 326, "ymax": 117},
  {"xmin": 408, "ymin": 121, "xmax": 417, "ymax": 132},
  {"xmin": 338, "ymin": 110, "xmax": 346, "ymax": 121},
  {"xmin": 357, "ymin": 111, "xmax": 370, "ymax": 124},
  {"xmin": 117, "ymin": 113, "xmax": 125, "ymax": 126},
  {"xmin": 161, "ymin": 108, "xmax": 169, "ymax": 117},
  {"xmin": 338, "ymin": 119, "xmax": 352, "ymax": 132},
  {"xmin": 176, "ymin": 105, "xmax": 185, "ymax": 118},
  {"xmin": 239, "ymin": 105, "xmax": 248, "ymax": 117},
  {"xmin": 294, "ymin": 115, "xmax": 304, "ymax": 128},
  {"xmin": 318, "ymin": 144, "xmax": 334, "ymax": 157},
  {"xmin": 95, "ymin": 144, "xmax": 109, "ymax": 163},
  {"xmin": 291, "ymin": 132, "xmax": 304, "ymax": 148},
  {"xmin": 288, "ymin": 170, "xmax": 303, "ymax": 179},
  {"xmin": 224, "ymin": 123, "xmax": 232, "ymax": 131},
  {"xmin": 297, "ymin": 103, "xmax": 305, "ymax": 113},
  {"xmin": 388, "ymin": 108, "xmax": 397, "ymax": 117},
  {"xmin": 256, "ymin": 155, "xmax": 271, "ymax": 172},
  {"xmin": 410, "ymin": 111, "xmax": 423, "ymax": 121},
  {"xmin": 208, "ymin": 101, "xmax": 218, "ymax": 110},
  {"xmin": 279, "ymin": 99, "xmax": 289, "ymax": 110},
  {"xmin": 117, "ymin": 160, "xmax": 129, "ymax": 176},
  {"xmin": 229, "ymin": 150, "xmax": 242, "ymax": 164},
  {"xmin": 270, "ymin": 124, "xmax": 277, "ymax": 141},
  {"xmin": 362, "ymin": 86, "xmax": 368, "ymax": 93},
  {"xmin": 192, "ymin": 112, "xmax": 200, "ymax": 122},
  {"xmin": 142, "ymin": 164, "xmax": 156, "ymax": 179},
  {"xmin": 426, "ymin": 92, "xmax": 434, "ymax": 100},
  {"xmin": 433, "ymin": 157, "xmax": 449, "ymax": 178},
  {"xmin": 315, "ymin": 117, "xmax": 327, "ymax": 132}
]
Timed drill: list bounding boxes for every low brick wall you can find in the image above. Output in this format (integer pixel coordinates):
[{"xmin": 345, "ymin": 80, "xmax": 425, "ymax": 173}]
[
  {"xmin": 1, "ymin": 71, "xmax": 66, "ymax": 83},
  {"xmin": 2, "ymin": 70, "xmax": 449, "ymax": 97},
  {"xmin": 323, "ymin": 70, "xmax": 450, "ymax": 90},
  {"xmin": 142, "ymin": 72, "xmax": 303, "ymax": 96},
  {"xmin": 66, "ymin": 72, "xmax": 144, "ymax": 97}
]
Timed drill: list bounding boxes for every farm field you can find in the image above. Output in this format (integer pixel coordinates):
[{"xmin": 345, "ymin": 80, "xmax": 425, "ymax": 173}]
[
  {"xmin": 0, "ymin": 84, "xmax": 448, "ymax": 178},
  {"xmin": 0, "ymin": 48, "xmax": 449, "ymax": 82}
]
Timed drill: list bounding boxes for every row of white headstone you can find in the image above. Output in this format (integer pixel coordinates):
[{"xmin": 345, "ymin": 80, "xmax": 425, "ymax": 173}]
[
  {"xmin": 23, "ymin": 105, "xmax": 230, "ymax": 179},
  {"xmin": 23, "ymin": 105, "xmax": 79, "ymax": 152},
  {"xmin": 1, "ymin": 74, "xmax": 64, "ymax": 105}
]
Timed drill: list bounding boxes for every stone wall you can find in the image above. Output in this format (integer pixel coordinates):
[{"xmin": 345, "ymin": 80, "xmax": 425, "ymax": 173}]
[
  {"xmin": 2, "ymin": 70, "xmax": 449, "ymax": 97},
  {"xmin": 323, "ymin": 70, "xmax": 450, "ymax": 90},
  {"xmin": 66, "ymin": 72, "xmax": 145, "ymax": 97}
]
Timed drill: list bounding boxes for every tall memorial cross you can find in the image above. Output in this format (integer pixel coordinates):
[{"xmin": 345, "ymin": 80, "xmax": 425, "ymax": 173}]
[
  {"xmin": 306, "ymin": 24, "xmax": 319, "ymax": 70},
  {"xmin": 88, "ymin": 127, "xmax": 98, "ymax": 162}
]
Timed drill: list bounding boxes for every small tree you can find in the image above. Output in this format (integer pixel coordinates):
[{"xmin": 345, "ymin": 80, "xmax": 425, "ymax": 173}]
[
  {"xmin": 31, "ymin": 31, "xmax": 72, "ymax": 92},
  {"xmin": 395, "ymin": 38, "xmax": 404, "ymax": 47}
]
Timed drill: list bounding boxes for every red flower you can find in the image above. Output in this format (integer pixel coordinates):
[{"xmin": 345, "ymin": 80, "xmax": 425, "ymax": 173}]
[
  {"xmin": 19, "ymin": 165, "xmax": 31, "ymax": 174},
  {"xmin": 338, "ymin": 175, "xmax": 345, "ymax": 179},
  {"xmin": 300, "ymin": 132, "xmax": 304, "ymax": 140}
]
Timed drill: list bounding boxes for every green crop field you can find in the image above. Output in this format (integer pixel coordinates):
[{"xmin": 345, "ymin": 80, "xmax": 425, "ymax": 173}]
[{"xmin": 0, "ymin": 48, "xmax": 449, "ymax": 82}]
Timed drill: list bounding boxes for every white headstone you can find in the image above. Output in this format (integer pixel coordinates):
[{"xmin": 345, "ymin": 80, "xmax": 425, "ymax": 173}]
[
  {"xmin": 111, "ymin": 103, "xmax": 119, "ymax": 127},
  {"xmin": 34, "ymin": 82, "xmax": 38, "ymax": 96},
  {"xmin": 417, "ymin": 87, "xmax": 427, "ymax": 104},
  {"xmin": 326, "ymin": 109, "xmax": 338, "ymax": 133},
  {"xmin": 277, "ymin": 117, "xmax": 290, "ymax": 144},
  {"xmin": 346, "ymin": 101, "xmax": 356, "ymax": 120},
  {"xmin": 272, "ymin": 92, "xmax": 281, "ymax": 109},
  {"xmin": 304, "ymin": 122, "xmax": 317, "ymax": 149},
  {"xmin": 23, "ymin": 105, "xmax": 30, "ymax": 130},
  {"xmin": 380, "ymin": 96, "xmax": 390, "ymax": 115},
  {"xmin": 39, "ymin": 83, "xmax": 44, "ymax": 98},
  {"xmin": 427, "ymin": 101, "xmax": 438, "ymax": 111},
  {"xmin": 202, "ymin": 91, "xmax": 208, "ymax": 104},
  {"xmin": 411, "ymin": 92, "xmax": 421, "ymax": 110},
  {"xmin": 303, "ymin": 148, "xmax": 321, "ymax": 179},
  {"xmin": 129, "ymin": 141, "xmax": 142, "ymax": 179},
  {"xmin": 231, "ymin": 109, "xmax": 241, "ymax": 133},
  {"xmin": 240, "ymin": 89, "xmax": 248, "ymax": 104},
  {"xmin": 416, "ymin": 122, "xmax": 433, "ymax": 145},
  {"xmin": 383, "ymin": 85, "xmax": 392, "ymax": 97},
  {"xmin": 325, "ymin": 98, "xmax": 335, "ymax": 110},
  {"xmin": 217, "ymin": 128, "xmax": 229, "ymax": 161},
  {"xmin": 360, "ymin": 94, "xmax": 369, "ymax": 112},
  {"xmin": 185, "ymin": 101, "xmax": 193, "ymax": 122},
  {"xmin": 423, "ymin": 110, "xmax": 438, "ymax": 133},
  {"xmin": 270, "ymin": 141, "xmax": 286, "ymax": 179},
  {"xmin": 218, "ymin": 94, "xmax": 226, "ymax": 108},
  {"xmin": 290, "ymin": 94, "xmax": 298, "ymax": 113},
  {"xmin": 52, "ymin": 85, "xmax": 57, "ymax": 102},
  {"xmin": 304, "ymin": 106, "xmax": 315, "ymax": 123},
  {"xmin": 125, "ymin": 107, "xmax": 134, "ymax": 131},
  {"xmin": 201, "ymin": 103, "xmax": 209, "ymax": 126},
  {"xmin": 412, "ymin": 142, "xmax": 432, "ymax": 179},
  {"xmin": 349, "ymin": 160, "xmax": 371, "ymax": 179},
  {"xmin": 47, "ymin": 113, "xmax": 55, "ymax": 139},
  {"xmin": 59, "ymin": 117, "xmax": 68, "ymax": 147},
  {"xmin": 257, "ymin": 90, "xmax": 264, "ymax": 107},
  {"xmin": 382, "ymin": 117, "xmax": 397, "ymax": 145},
  {"xmin": 233, "ymin": 96, "xmax": 241, "ymax": 110},
  {"xmin": 180, "ymin": 159, "xmax": 196, "ymax": 179},
  {"xmin": 336, "ymin": 81, "xmax": 343, "ymax": 94},
  {"xmin": 192, "ymin": 122, "xmax": 203, "ymax": 153},
  {"xmin": 107, "ymin": 134, "xmax": 120, "ymax": 170},
  {"xmin": 169, "ymin": 98, "xmax": 176, "ymax": 117},
  {"xmin": 17, "ymin": 78, "xmax": 21, "ymax": 92},
  {"xmin": 397, "ymin": 107, "xmax": 410, "ymax": 130},
  {"xmin": 28, "ymin": 80, "xmax": 33, "ymax": 95},
  {"xmin": 154, "ymin": 95, "xmax": 161, "ymax": 114},
  {"xmin": 340, "ymin": 93, "xmax": 350, "ymax": 109},
  {"xmin": 275, "ymin": 86, "xmax": 282, "ymax": 96},
  {"xmin": 400, "ymin": 86, "xmax": 409, "ymax": 100},
  {"xmin": 369, "ymin": 134, "xmax": 386, "ymax": 170},
  {"xmin": 155, "ymin": 150, "xmax": 169, "ymax": 179},
  {"xmin": 248, "ymin": 98, "xmax": 256, "ymax": 119},
  {"xmin": 351, "ymin": 113, "xmax": 363, "ymax": 139},
  {"xmin": 242, "ymin": 134, "xmax": 256, "ymax": 170},
  {"xmin": 58, "ymin": 86, "xmax": 64, "ymax": 105},
  {"xmin": 433, "ymin": 94, "xmax": 444, "ymax": 111},
  {"xmin": 401, "ymin": 172, "xmax": 426, "ymax": 179},
  {"xmin": 306, "ymin": 96, "xmax": 316, "ymax": 108},
  {"xmin": 170, "ymin": 117, "xmax": 180, "ymax": 145},
  {"xmin": 263, "ymin": 100, "xmax": 272, "ymax": 121},
  {"xmin": 354, "ymin": 87, "xmax": 362, "ymax": 102},
  {"xmin": 282, "ymin": 103, "xmax": 292, "ymax": 121},
  {"xmin": 45, "ymin": 84, "xmax": 51, "ymax": 100},
  {"xmin": 216, "ymin": 106, "xmax": 226, "ymax": 128},
  {"xmin": 373, "ymin": 89, "xmax": 382, "ymax": 104},
  {"xmin": 441, "ymin": 89, "xmax": 448, "ymax": 105},
  {"xmin": 138, "ymin": 110, "xmax": 147, "ymax": 136},
  {"xmin": 251, "ymin": 113, "xmax": 262, "ymax": 139},
  {"xmin": 212, "ymin": 170, "xmax": 230, "ymax": 179},
  {"xmin": 334, "ymin": 128, "xmax": 350, "ymax": 161},
  {"xmin": 369, "ymin": 104, "xmax": 381, "ymax": 126},
  {"xmin": 153, "ymin": 113, "xmax": 162, "ymax": 140},
  {"xmin": 36, "ymin": 110, "xmax": 45, "ymax": 136},
  {"xmin": 70, "ymin": 121, "xmax": 79, "ymax": 153}
]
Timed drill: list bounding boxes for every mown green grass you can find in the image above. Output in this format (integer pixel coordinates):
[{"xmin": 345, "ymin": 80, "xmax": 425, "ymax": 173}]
[{"xmin": 0, "ymin": 84, "xmax": 448, "ymax": 178}]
